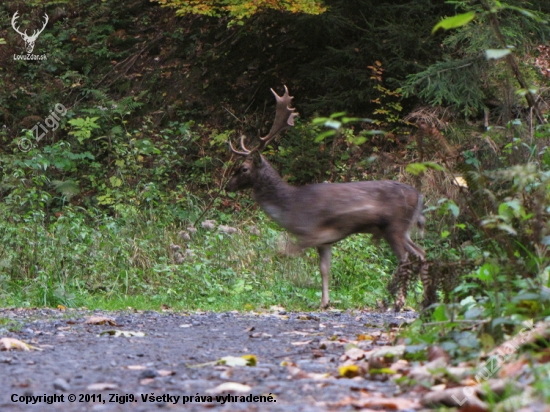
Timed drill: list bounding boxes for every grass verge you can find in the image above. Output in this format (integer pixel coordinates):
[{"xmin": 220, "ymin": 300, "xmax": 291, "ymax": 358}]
[{"xmin": 0, "ymin": 205, "xmax": 418, "ymax": 311}]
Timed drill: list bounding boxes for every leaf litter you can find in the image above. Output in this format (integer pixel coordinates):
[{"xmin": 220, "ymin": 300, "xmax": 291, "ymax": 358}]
[{"xmin": 0, "ymin": 307, "xmax": 548, "ymax": 411}]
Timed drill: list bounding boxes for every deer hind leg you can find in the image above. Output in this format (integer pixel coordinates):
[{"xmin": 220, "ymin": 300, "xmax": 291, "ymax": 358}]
[
  {"xmin": 419, "ymin": 260, "xmax": 435, "ymax": 309},
  {"xmin": 384, "ymin": 231, "xmax": 410, "ymax": 312},
  {"xmin": 317, "ymin": 245, "xmax": 332, "ymax": 309},
  {"xmin": 390, "ymin": 260, "xmax": 414, "ymax": 312}
]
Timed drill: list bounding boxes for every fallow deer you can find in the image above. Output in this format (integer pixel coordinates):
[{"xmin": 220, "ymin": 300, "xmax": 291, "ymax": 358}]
[{"xmin": 226, "ymin": 86, "xmax": 430, "ymax": 310}]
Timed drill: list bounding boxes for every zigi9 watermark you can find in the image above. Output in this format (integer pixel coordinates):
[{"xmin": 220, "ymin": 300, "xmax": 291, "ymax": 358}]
[
  {"xmin": 452, "ymin": 319, "xmax": 538, "ymax": 406},
  {"xmin": 18, "ymin": 103, "xmax": 67, "ymax": 152}
]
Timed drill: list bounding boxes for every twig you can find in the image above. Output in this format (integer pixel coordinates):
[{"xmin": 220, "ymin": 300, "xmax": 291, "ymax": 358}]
[{"xmin": 192, "ymin": 154, "xmax": 235, "ymax": 227}]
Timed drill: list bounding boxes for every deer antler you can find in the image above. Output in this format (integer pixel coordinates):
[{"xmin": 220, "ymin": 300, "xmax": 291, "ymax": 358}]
[
  {"xmin": 228, "ymin": 135, "xmax": 252, "ymax": 156},
  {"xmin": 229, "ymin": 85, "xmax": 298, "ymax": 156}
]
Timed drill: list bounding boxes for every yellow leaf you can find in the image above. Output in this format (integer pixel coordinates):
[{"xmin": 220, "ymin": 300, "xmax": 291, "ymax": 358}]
[
  {"xmin": 241, "ymin": 354, "xmax": 257, "ymax": 366},
  {"xmin": 370, "ymin": 367, "xmax": 397, "ymax": 375},
  {"xmin": 339, "ymin": 365, "xmax": 361, "ymax": 378},
  {"xmin": 357, "ymin": 334, "xmax": 373, "ymax": 341}
]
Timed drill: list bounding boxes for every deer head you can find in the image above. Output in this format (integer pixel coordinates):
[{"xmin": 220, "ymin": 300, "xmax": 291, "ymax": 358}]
[
  {"xmin": 227, "ymin": 86, "xmax": 298, "ymax": 192},
  {"xmin": 12, "ymin": 11, "xmax": 49, "ymax": 54}
]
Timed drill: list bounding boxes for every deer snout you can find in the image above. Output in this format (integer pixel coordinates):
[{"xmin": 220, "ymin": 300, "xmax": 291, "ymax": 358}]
[{"xmin": 225, "ymin": 179, "xmax": 238, "ymax": 192}]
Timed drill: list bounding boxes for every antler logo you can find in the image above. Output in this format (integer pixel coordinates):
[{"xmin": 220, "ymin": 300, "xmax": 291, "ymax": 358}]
[{"xmin": 11, "ymin": 11, "xmax": 49, "ymax": 54}]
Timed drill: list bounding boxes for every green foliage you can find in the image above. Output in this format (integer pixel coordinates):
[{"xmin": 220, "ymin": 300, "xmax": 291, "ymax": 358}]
[
  {"xmin": 403, "ymin": 58, "xmax": 488, "ymax": 116},
  {"xmin": 312, "ymin": 112, "xmax": 377, "ymax": 146},
  {"xmin": 412, "ymin": 121, "xmax": 550, "ymax": 357},
  {"xmin": 404, "ymin": 0, "xmax": 550, "ymax": 116},
  {"xmin": 152, "ymin": 0, "xmax": 326, "ymax": 23},
  {"xmin": 67, "ymin": 117, "xmax": 101, "ymax": 144},
  {"xmin": 432, "ymin": 11, "xmax": 476, "ymax": 33},
  {"xmin": 0, "ymin": 206, "xmax": 393, "ymax": 310}
]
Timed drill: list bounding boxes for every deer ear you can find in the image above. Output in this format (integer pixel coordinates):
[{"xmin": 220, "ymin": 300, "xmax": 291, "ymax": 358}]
[{"xmin": 250, "ymin": 151, "xmax": 262, "ymax": 166}]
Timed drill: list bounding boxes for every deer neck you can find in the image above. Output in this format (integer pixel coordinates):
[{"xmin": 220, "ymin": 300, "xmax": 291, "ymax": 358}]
[{"xmin": 251, "ymin": 157, "xmax": 295, "ymax": 226}]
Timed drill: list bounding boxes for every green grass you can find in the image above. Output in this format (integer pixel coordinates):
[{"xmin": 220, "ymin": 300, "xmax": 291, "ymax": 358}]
[{"xmin": 0, "ymin": 204, "xmax": 417, "ymax": 311}]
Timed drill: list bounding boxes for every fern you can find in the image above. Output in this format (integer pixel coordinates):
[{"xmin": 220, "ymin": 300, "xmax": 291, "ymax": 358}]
[
  {"xmin": 52, "ymin": 180, "xmax": 80, "ymax": 200},
  {"xmin": 402, "ymin": 57, "xmax": 488, "ymax": 117}
]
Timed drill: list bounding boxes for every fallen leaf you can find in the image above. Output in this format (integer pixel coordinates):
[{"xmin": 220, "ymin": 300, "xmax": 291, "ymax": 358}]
[
  {"xmin": 389, "ymin": 359, "xmax": 409, "ymax": 373},
  {"xmin": 87, "ymin": 383, "xmax": 119, "ymax": 391},
  {"xmin": 217, "ymin": 355, "xmax": 256, "ymax": 367},
  {"xmin": 84, "ymin": 316, "xmax": 117, "ymax": 326},
  {"xmin": 307, "ymin": 372, "xmax": 330, "ymax": 380},
  {"xmin": 139, "ymin": 378, "xmax": 155, "ymax": 385},
  {"xmin": 241, "ymin": 354, "xmax": 257, "ymax": 366},
  {"xmin": 430, "ymin": 384, "xmax": 447, "ymax": 391},
  {"xmin": 291, "ymin": 340, "xmax": 312, "ymax": 346},
  {"xmin": 345, "ymin": 347, "xmax": 366, "ymax": 360},
  {"xmin": 282, "ymin": 331, "xmax": 318, "ymax": 336},
  {"xmin": 367, "ymin": 345, "xmax": 406, "ymax": 360},
  {"xmin": 286, "ymin": 365, "xmax": 309, "ymax": 379},
  {"xmin": 498, "ymin": 359, "xmax": 527, "ymax": 378},
  {"xmin": 339, "ymin": 365, "xmax": 362, "ymax": 378},
  {"xmin": 205, "ymin": 382, "xmax": 251, "ymax": 395},
  {"xmin": 157, "ymin": 369, "xmax": 176, "ymax": 377},
  {"xmin": 357, "ymin": 334, "xmax": 374, "ymax": 341},
  {"xmin": 126, "ymin": 365, "xmax": 147, "ymax": 370},
  {"xmin": 353, "ymin": 395, "xmax": 421, "ymax": 410},
  {"xmin": 99, "ymin": 330, "xmax": 145, "ymax": 337},
  {"xmin": 250, "ymin": 332, "xmax": 272, "ymax": 338},
  {"xmin": 428, "ymin": 346, "xmax": 451, "ymax": 362},
  {"xmin": 422, "ymin": 387, "xmax": 486, "ymax": 408},
  {"xmin": 0, "ymin": 338, "xmax": 41, "ymax": 351},
  {"xmin": 369, "ymin": 367, "xmax": 396, "ymax": 375}
]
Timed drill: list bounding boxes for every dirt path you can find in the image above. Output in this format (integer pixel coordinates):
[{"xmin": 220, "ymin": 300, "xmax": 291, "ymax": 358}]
[{"xmin": 0, "ymin": 308, "xmax": 419, "ymax": 411}]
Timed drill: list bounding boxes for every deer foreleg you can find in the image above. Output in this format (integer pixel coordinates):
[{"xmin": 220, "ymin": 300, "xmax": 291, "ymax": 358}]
[{"xmin": 317, "ymin": 245, "xmax": 332, "ymax": 309}]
